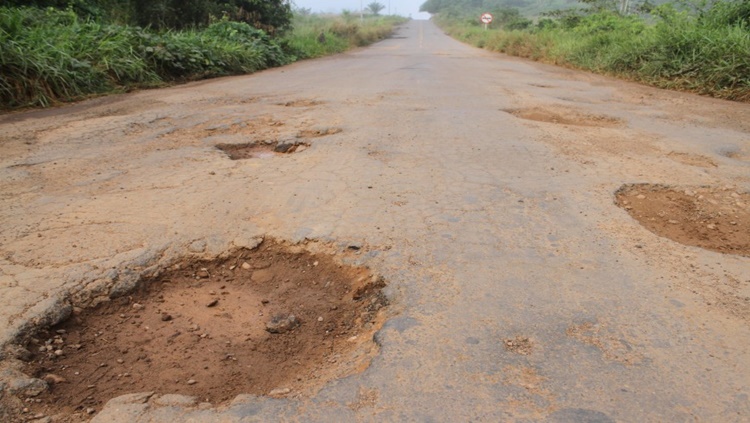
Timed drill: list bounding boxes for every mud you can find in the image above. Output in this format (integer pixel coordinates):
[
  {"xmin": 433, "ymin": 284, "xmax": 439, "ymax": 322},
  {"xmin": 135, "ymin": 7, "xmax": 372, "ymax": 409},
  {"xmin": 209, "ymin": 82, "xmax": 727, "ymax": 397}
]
[{"xmin": 17, "ymin": 240, "xmax": 387, "ymax": 422}]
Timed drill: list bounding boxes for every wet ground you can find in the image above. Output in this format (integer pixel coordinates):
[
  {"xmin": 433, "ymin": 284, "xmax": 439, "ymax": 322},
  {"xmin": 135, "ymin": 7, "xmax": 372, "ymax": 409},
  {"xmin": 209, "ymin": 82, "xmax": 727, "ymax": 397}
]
[{"xmin": 1, "ymin": 20, "xmax": 749, "ymax": 422}]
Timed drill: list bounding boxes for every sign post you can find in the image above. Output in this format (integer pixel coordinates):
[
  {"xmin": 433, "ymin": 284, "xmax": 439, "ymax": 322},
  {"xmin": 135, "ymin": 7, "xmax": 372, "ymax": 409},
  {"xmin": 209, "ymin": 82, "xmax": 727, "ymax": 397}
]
[{"xmin": 481, "ymin": 12, "xmax": 493, "ymax": 30}]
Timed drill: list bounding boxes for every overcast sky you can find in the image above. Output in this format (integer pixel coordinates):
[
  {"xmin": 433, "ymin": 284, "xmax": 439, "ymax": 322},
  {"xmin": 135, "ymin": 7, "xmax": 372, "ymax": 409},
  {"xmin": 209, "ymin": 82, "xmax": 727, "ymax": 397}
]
[{"xmin": 292, "ymin": 0, "xmax": 433, "ymax": 19}]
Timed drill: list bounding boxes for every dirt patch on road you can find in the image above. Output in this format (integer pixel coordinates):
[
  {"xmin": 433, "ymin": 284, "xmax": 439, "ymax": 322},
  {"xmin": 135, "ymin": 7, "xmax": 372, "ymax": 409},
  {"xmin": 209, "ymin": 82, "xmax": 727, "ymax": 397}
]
[
  {"xmin": 566, "ymin": 322, "xmax": 644, "ymax": 365},
  {"xmin": 216, "ymin": 141, "xmax": 309, "ymax": 159},
  {"xmin": 616, "ymin": 184, "xmax": 750, "ymax": 257},
  {"xmin": 503, "ymin": 107, "xmax": 623, "ymax": 128},
  {"xmin": 20, "ymin": 240, "xmax": 388, "ymax": 421}
]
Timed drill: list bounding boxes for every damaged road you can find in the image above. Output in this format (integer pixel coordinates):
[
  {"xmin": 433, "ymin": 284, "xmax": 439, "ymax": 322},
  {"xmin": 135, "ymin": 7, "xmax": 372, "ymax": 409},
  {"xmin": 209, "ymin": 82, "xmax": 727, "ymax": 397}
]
[{"xmin": 1, "ymin": 20, "xmax": 750, "ymax": 422}]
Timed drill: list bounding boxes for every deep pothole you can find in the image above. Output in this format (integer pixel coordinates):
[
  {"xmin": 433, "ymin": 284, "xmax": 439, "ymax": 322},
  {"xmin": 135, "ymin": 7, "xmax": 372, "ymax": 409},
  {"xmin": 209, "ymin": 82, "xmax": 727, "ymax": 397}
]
[
  {"xmin": 615, "ymin": 183, "xmax": 750, "ymax": 257},
  {"xmin": 216, "ymin": 141, "xmax": 309, "ymax": 160},
  {"xmin": 18, "ymin": 240, "xmax": 388, "ymax": 420},
  {"xmin": 503, "ymin": 107, "xmax": 623, "ymax": 127}
]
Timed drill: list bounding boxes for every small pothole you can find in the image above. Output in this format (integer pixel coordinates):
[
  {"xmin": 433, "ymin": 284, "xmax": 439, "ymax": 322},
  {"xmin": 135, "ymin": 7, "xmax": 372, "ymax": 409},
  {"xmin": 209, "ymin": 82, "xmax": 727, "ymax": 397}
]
[
  {"xmin": 616, "ymin": 183, "xmax": 750, "ymax": 256},
  {"xmin": 279, "ymin": 99, "xmax": 323, "ymax": 107},
  {"xmin": 216, "ymin": 141, "xmax": 309, "ymax": 160},
  {"xmin": 503, "ymin": 107, "xmax": 623, "ymax": 128},
  {"xmin": 718, "ymin": 147, "xmax": 749, "ymax": 162},
  {"xmin": 503, "ymin": 337, "xmax": 533, "ymax": 355},
  {"xmin": 297, "ymin": 127, "xmax": 342, "ymax": 138},
  {"xmin": 666, "ymin": 151, "xmax": 717, "ymax": 168},
  {"xmin": 18, "ymin": 240, "xmax": 388, "ymax": 420}
]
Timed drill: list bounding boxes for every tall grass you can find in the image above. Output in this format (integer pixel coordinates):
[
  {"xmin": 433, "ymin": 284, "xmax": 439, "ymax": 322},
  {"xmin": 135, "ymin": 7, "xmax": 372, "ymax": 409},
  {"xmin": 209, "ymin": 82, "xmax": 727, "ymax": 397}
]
[
  {"xmin": 0, "ymin": 7, "xmax": 406, "ymax": 109},
  {"xmin": 436, "ymin": 2, "xmax": 750, "ymax": 102},
  {"xmin": 284, "ymin": 14, "xmax": 406, "ymax": 59}
]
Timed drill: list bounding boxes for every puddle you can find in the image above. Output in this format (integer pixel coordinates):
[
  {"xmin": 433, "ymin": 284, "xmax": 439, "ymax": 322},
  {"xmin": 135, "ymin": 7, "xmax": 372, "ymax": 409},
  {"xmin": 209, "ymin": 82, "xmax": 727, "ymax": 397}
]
[{"xmin": 16, "ymin": 240, "xmax": 388, "ymax": 420}]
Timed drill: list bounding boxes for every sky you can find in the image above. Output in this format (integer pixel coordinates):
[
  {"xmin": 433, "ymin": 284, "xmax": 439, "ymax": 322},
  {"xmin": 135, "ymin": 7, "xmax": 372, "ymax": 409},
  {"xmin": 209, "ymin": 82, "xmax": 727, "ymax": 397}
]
[{"xmin": 291, "ymin": 0, "xmax": 433, "ymax": 19}]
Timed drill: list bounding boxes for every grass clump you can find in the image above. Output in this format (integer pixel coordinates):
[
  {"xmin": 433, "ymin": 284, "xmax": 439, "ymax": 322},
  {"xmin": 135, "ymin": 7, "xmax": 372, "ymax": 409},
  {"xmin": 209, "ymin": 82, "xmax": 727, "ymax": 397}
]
[{"xmin": 284, "ymin": 14, "xmax": 407, "ymax": 59}]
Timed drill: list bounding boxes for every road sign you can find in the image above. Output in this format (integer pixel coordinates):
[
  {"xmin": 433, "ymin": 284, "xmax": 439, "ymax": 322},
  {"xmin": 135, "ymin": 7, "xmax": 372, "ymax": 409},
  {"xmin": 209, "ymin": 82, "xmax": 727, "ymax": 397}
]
[{"xmin": 481, "ymin": 13, "xmax": 493, "ymax": 24}]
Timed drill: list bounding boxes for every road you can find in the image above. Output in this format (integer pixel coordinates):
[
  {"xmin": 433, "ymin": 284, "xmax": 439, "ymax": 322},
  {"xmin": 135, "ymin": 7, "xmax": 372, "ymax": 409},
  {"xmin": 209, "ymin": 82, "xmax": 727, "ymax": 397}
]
[{"xmin": 1, "ymin": 20, "xmax": 750, "ymax": 421}]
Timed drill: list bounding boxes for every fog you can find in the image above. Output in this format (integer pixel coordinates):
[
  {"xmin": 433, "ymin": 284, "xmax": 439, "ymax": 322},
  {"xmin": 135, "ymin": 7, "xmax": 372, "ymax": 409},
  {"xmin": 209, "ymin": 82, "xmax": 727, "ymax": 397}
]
[{"xmin": 292, "ymin": 0, "xmax": 432, "ymax": 19}]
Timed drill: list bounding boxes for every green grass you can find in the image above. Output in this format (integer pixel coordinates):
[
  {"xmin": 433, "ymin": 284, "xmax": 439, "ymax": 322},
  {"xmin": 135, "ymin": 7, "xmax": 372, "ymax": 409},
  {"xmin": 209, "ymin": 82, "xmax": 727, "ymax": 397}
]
[
  {"xmin": 284, "ymin": 14, "xmax": 407, "ymax": 59},
  {"xmin": 0, "ymin": 7, "xmax": 406, "ymax": 109},
  {"xmin": 435, "ymin": 3, "xmax": 750, "ymax": 102}
]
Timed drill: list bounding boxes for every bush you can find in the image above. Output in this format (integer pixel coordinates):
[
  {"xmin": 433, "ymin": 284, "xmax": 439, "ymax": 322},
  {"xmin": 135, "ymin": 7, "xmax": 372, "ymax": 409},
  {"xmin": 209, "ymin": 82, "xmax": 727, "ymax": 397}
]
[
  {"xmin": 0, "ymin": 7, "xmax": 291, "ymax": 108},
  {"xmin": 0, "ymin": 7, "xmax": 406, "ymax": 109},
  {"xmin": 435, "ymin": 1, "xmax": 750, "ymax": 102}
]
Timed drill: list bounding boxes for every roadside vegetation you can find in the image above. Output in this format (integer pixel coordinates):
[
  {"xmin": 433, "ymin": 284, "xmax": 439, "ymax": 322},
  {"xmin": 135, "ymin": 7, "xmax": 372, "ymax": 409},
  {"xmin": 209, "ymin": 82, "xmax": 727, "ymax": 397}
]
[
  {"xmin": 0, "ymin": 1, "xmax": 405, "ymax": 109},
  {"xmin": 423, "ymin": 0, "xmax": 750, "ymax": 101},
  {"xmin": 285, "ymin": 11, "xmax": 405, "ymax": 59}
]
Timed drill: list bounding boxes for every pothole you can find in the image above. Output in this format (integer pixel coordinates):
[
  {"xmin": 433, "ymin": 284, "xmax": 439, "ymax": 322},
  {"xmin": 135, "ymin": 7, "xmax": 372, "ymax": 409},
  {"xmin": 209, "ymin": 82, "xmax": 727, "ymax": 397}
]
[
  {"xmin": 503, "ymin": 107, "xmax": 623, "ymax": 127},
  {"xmin": 718, "ymin": 147, "xmax": 749, "ymax": 162},
  {"xmin": 297, "ymin": 127, "xmax": 342, "ymax": 138},
  {"xmin": 215, "ymin": 141, "xmax": 309, "ymax": 160},
  {"xmin": 279, "ymin": 99, "xmax": 323, "ymax": 107},
  {"xmin": 666, "ymin": 151, "xmax": 717, "ymax": 168},
  {"xmin": 615, "ymin": 183, "xmax": 750, "ymax": 257},
  {"xmin": 17, "ymin": 240, "xmax": 388, "ymax": 420},
  {"xmin": 503, "ymin": 337, "xmax": 533, "ymax": 356}
]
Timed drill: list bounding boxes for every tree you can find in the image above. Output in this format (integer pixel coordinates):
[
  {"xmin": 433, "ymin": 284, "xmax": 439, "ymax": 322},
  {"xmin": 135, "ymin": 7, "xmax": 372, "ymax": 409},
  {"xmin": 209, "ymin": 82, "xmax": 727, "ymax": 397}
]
[
  {"xmin": 366, "ymin": 1, "xmax": 385, "ymax": 16},
  {"xmin": 215, "ymin": 0, "xmax": 293, "ymax": 34}
]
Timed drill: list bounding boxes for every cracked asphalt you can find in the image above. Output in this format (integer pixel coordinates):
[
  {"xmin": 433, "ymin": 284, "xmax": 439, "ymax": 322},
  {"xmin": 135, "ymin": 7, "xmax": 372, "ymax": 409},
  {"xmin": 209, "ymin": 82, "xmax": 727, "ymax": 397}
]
[{"xmin": 1, "ymin": 20, "xmax": 750, "ymax": 422}]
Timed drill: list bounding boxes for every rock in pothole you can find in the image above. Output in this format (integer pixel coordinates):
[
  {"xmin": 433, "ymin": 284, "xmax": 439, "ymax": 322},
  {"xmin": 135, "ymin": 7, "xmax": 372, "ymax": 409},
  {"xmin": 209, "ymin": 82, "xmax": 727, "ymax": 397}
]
[
  {"xmin": 616, "ymin": 183, "xmax": 750, "ymax": 257},
  {"xmin": 18, "ymin": 240, "xmax": 388, "ymax": 419}
]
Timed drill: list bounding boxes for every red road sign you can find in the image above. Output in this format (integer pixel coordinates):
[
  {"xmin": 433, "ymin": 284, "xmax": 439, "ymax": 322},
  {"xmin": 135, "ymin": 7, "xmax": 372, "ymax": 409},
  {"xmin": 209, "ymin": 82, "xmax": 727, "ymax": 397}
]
[{"xmin": 481, "ymin": 13, "xmax": 493, "ymax": 24}]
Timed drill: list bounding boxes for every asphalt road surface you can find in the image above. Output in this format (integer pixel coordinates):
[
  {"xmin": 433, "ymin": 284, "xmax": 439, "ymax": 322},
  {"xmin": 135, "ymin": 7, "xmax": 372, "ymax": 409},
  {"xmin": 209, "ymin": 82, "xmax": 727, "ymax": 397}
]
[{"xmin": 1, "ymin": 20, "xmax": 749, "ymax": 422}]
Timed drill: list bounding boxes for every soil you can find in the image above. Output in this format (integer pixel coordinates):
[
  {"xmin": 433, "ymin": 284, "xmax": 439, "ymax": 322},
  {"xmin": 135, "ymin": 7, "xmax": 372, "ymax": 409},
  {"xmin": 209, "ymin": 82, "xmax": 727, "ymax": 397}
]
[
  {"xmin": 615, "ymin": 184, "xmax": 750, "ymax": 257},
  {"xmin": 20, "ymin": 240, "xmax": 388, "ymax": 421},
  {"xmin": 215, "ymin": 141, "xmax": 309, "ymax": 160}
]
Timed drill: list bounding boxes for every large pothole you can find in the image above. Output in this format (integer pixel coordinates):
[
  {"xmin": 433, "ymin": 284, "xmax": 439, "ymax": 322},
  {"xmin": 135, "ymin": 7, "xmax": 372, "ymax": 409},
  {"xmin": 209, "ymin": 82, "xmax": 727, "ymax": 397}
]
[
  {"xmin": 16, "ymin": 240, "xmax": 388, "ymax": 421},
  {"xmin": 503, "ymin": 107, "xmax": 623, "ymax": 128},
  {"xmin": 615, "ymin": 184, "xmax": 750, "ymax": 256}
]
